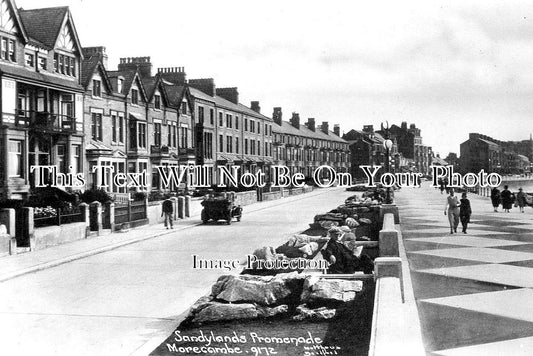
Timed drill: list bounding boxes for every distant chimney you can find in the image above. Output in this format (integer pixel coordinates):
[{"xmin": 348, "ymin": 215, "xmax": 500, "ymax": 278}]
[
  {"xmin": 273, "ymin": 107, "xmax": 282, "ymax": 126},
  {"xmin": 333, "ymin": 124, "xmax": 340, "ymax": 136},
  {"xmin": 83, "ymin": 46, "xmax": 108, "ymax": 69},
  {"xmin": 118, "ymin": 56, "xmax": 152, "ymax": 78},
  {"xmin": 401, "ymin": 122, "xmax": 407, "ymax": 130},
  {"xmin": 410, "ymin": 123, "xmax": 416, "ymax": 129},
  {"xmin": 321, "ymin": 121, "xmax": 329, "ymax": 135},
  {"xmin": 363, "ymin": 125, "xmax": 374, "ymax": 134},
  {"xmin": 216, "ymin": 87, "xmax": 239, "ymax": 104},
  {"xmin": 157, "ymin": 67, "xmax": 186, "ymax": 84},
  {"xmin": 189, "ymin": 78, "xmax": 216, "ymax": 97},
  {"xmin": 307, "ymin": 118, "xmax": 316, "ymax": 132},
  {"xmin": 290, "ymin": 113, "xmax": 300, "ymax": 129},
  {"xmin": 251, "ymin": 101, "xmax": 260, "ymax": 113}
]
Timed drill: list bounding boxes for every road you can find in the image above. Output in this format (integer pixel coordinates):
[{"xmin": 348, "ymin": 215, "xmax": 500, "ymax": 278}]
[{"xmin": 0, "ymin": 187, "xmax": 354, "ymax": 356}]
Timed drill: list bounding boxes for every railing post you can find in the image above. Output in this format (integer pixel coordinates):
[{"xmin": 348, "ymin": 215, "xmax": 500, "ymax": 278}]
[
  {"xmin": 21, "ymin": 207, "xmax": 35, "ymax": 251},
  {"xmin": 104, "ymin": 201, "xmax": 115, "ymax": 231},
  {"xmin": 177, "ymin": 196, "xmax": 185, "ymax": 219},
  {"xmin": 185, "ymin": 196, "xmax": 191, "ymax": 218},
  {"xmin": 79, "ymin": 203, "xmax": 90, "ymax": 237},
  {"xmin": 89, "ymin": 201, "xmax": 102, "ymax": 236},
  {"xmin": 56, "ymin": 207, "xmax": 61, "ymax": 226}
]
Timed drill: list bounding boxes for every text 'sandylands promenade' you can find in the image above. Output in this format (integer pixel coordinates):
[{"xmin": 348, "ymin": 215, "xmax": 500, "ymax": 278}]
[{"xmin": 398, "ymin": 182, "xmax": 533, "ymax": 355}]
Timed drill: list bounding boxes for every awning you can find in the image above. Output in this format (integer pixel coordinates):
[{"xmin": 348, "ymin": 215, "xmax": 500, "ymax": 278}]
[{"xmin": 216, "ymin": 154, "xmax": 233, "ymax": 163}]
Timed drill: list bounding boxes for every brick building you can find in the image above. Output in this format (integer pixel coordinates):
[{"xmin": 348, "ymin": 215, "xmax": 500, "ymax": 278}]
[
  {"xmin": 0, "ymin": 2, "xmax": 85, "ymax": 199},
  {"xmin": 272, "ymin": 109, "xmax": 350, "ymax": 181}
]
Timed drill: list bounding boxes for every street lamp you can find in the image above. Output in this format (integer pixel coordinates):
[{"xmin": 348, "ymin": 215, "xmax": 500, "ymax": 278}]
[{"xmin": 382, "ymin": 123, "xmax": 393, "ymax": 204}]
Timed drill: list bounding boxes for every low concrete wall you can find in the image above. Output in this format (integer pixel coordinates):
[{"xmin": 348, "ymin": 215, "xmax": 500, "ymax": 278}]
[
  {"xmin": 147, "ymin": 202, "xmax": 164, "ymax": 224},
  {"xmin": 235, "ymin": 190, "xmax": 257, "ymax": 206},
  {"xmin": 34, "ymin": 222, "xmax": 88, "ymax": 250},
  {"xmin": 262, "ymin": 191, "xmax": 282, "ymax": 201}
]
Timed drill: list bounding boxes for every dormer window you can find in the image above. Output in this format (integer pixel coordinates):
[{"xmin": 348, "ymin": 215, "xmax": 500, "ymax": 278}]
[
  {"xmin": 131, "ymin": 89, "xmax": 139, "ymax": 105},
  {"xmin": 92, "ymin": 79, "xmax": 101, "ymax": 97},
  {"xmin": 154, "ymin": 94, "xmax": 161, "ymax": 110},
  {"xmin": 181, "ymin": 101, "xmax": 187, "ymax": 115},
  {"xmin": 25, "ymin": 53, "xmax": 34, "ymax": 67},
  {"xmin": 117, "ymin": 78, "xmax": 123, "ymax": 94},
  {"xmin": 53, "ymin": 53, "xmax": 76, "ymax": 77},
  {"xmin": 38, "ymin": 57, "xmax": 46, "ymax": 70}
]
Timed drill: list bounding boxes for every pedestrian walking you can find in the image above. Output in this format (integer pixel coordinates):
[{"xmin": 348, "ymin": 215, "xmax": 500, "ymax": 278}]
[
  {"xmin": 444, "ymin": 188, "xmax": 461, "ymax": 234},
  {"xmin": 490, "ymin": 187, "xmax": 501, "ymax": 212},
  {"xmin": 459, "ymin": 192, "xmax": 472, "ymax": 234},
  {"xmin": 161, "ymin": 198, "xmax": 174, "ymax": 229},
  {"xmin": 516, "ymin": 187, "xmax": 527, "ymax": 213},
  {"xmin": 501, "ymin": 185, "xmax": 513, "ymax": 213}
]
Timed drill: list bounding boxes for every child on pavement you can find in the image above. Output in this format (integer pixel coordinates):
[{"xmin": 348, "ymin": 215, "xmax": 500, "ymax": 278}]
[{"xmin": 459, "ymin": 192, "xmax": 472, "ymax": 234}]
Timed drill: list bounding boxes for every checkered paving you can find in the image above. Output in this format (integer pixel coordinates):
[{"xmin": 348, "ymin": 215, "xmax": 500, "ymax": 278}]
[{"xmin": 397, "ymin": 184, "xmax": 533, "ymax": 355}]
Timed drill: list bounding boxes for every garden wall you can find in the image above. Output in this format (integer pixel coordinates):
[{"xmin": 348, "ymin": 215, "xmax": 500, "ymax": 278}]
[{"xmin": 34, "ymin": 222, "xmax": 87, "ymax": 250}]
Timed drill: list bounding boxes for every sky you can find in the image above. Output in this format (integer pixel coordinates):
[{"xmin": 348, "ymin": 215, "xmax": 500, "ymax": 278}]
[{"xmin": 15, "ymin": 0, "xmax": 533, "ymax": 156}]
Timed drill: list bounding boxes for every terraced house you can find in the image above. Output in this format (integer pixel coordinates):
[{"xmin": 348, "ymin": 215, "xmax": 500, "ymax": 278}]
[
  {"xmin": 0, "ymin": 1, "xmax": 84, "ymax": 199},
  {"xmin": 272, "ymin": 108, "xmax": 350, "ymax": 181}
]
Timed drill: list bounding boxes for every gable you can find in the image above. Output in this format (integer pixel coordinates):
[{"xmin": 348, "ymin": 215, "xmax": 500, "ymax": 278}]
[
  {"xmin": 0, "ymin": 0, "xmax": 16, "ymax": 34},
  {"xmin": 57, "ymin": 22, "xmax": 74, "ymax": 51}
]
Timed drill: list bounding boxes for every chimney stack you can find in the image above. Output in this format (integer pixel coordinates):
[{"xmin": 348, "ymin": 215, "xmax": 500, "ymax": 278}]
[
  {"xmin": 251, "ymin": 101, "xmax": 261, "ymax": 113},
  {"xmin": 333, "ymin": 124, "xmax": 340, "ymax": 136},
  {"xmin": 118, "ymin": 56, "xmax": 152, "ymax": 78},
  {"xmin": 83, "ymin": 46, "xmax": 108, "ymax": 69},
  {"xmin": 273, "ymin": 107, "xmax": 282, "ymax": 126},
  {"xmin": 189, "ymin": 78, "xmax": 216, "ymax": 97},
  {"xmin": 307, "ymin": 118, "xmax": 316, "ymax": 132},
  {"xmin": 157, "ymin": 67, "xmax": 187, "ymax": 84},
  {"xmin": 290, "ymin": 113, "xmax": 300, "ymax": 129},
  {"xmin": 321, "ymin": 121, "xmax": 329, "ymax": 135},
  {"xmin": 216, "ymin": 87, "xmax": 239, "ymax": 104}
]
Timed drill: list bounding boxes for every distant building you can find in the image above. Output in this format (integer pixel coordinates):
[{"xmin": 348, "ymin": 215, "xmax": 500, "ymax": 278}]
[{"xmin": 460, "ymin": 133, "xmax": 531, "ymax": 174}]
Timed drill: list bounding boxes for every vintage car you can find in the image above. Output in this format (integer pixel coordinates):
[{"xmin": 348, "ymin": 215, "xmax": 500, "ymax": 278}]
[{"xmin": 201, "ymin": 191, "xmax": 242, "ymax": 225}]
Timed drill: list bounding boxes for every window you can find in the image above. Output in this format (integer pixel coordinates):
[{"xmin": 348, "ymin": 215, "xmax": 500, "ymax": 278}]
[
  {"xmin": 219, "ymin": 135, "xmax": 224, "ymax": 152},
  {"xmin": 70, "ymin": 57, "xmax": 75, "ymax": 76},
  {"xmin": 65, "ymin": 56, "xmax": 71, "ymax": 75},
  {"xmin": 226, "ymin": 114, "xmax": 232, "ymax": 128},
  {"xmin": 179, "ymin": 126, "xmax": 188, "ymax": 148},
  {"xmin": 117, "ymin": 79, "xmax": 123, "ymax": 94},
  {"xmin": 210, "ymin": 108, "xmax": 214, "ymax": 125},
  {"xmin": 91, "ymin": 113, "xmax": 102, "ymax": 141},
  {"xmin": 265, "ymin": 123, "xmax": 268, "ymax": 135},
  {"xmin": 1, "ymin": 38, "xmax": 6, "ymax": 59},
  {"xmin": 235, "ymin": 116, "xmax": 239, "ymax": 130},
  {"xmin": 154, "ymin": 95, "xmax": 161, "ymax": 110},
  {"xmin": 131, "ymin": 88, "xmax": 139, "ymax": 105},
  {"xmin": 251, "ymin": 140, "xmax": 256, "ymax": 155},
  {"xmin": 244, "ymin": 118, "xmax": 248, "ymax": 131},
  {"xmin": 154, "ymin": 122, "xmax": 162, "ymax": 146},
  {"xmin": 203, "ymin": 132, "xmax": 213, "ymax": 159},
  {"xmin": 38, "ymin": 57, "xmax": 46, "ymax": 70},
  {"xmin": 168, "ymin": 122, "xmax": 177, "ymax": 147},
  {"xmin": 8, "ymin": 140, "xmax": 23, "ymax": 177},
  {"xmin": 8, "ymin": 39, "xmax": 14, "ymax": 61},
  {"xmin": 236, "ymin": 137, "xmax": 239, "ymax": 154},
  {"xmin": 244, "ymin": 139, "xmax": 248, "ymax": 154},
  {"xmin": 138, "ymin": 123, "xmax": 147, "ymax": 148},
  {"xmin": 258, "ymin": 123, "xmax": 261, "ymax": 134},
  {"xmin": 59, "ymin": 54, "xmax": 64, "ymax": 74},
  {"xmin": 112, "ymin": 114, "xmax": 117, "ymax": 142},
  {"xmin": 219, "ymin": 112, "xmax": 223, "ymax": 126},
  {"xmin": 92, "ymin": 80, "xmax": 102, "ymax": 97},
  {"xmin": 118, "ymin": 114, "xmax": 124, "ymax": 143},
  {"xmin": 25, "ymin": 53, "xmax": 34, "ymax": 67},
  {"xmin": 198, "ymin": 106, "xmax": 204, "ymax": 124},
  {"xmin": 257, "ymin": 140, "xmax": 261, "ymax": 155},
  {"xmin": 227, "ymin": 136, "xmax": 232, "ymax": 153},
  {"xmin": 181, "ymin": 101, "xmax": 187, "ymax": 115},
  {"xmin": 264, "ymin": 142, "xmax": 268, "ymax": 156},
  {"xmin": 71, "ymin": 145, "xmax": 81, "ymax": 174},
  {"xmin": 57, "ymin": 145, "xmax": 66, "ymax": 174},
  {"xmin": 250, "ymin": 120, "xmax": 255, "ymax": 133}
]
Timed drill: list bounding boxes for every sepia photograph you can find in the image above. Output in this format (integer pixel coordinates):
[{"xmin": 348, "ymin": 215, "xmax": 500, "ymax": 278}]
[{"xmin": 1, "ymin": 0, "xmax": 533, "ymax": 355}]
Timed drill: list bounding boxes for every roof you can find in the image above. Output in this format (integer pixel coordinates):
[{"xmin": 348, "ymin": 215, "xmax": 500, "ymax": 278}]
[
  {"xmin": 188, "ymin": 86, "xmax": 272, "ymax": 121},
  {"xmin": 478, "ymin": 138, "xmax": 501, "ymax": 149},
  {"xmin": 272, "ymin": 120, "xmax": 347, "ymax": 143},
  {"xmin": 0, "ymin": 63, "xmax": 82, "ymax": 91},
  {"xmin": 164, "ymin": 85, "xmax": 186, "ymax": 107},
  {"xmin": 107, "ymin": 69, "xmax": 147, "ymax": 101},
  {"xmin": 81, "ymin": 55, "xmax": 99, "ymax": 88},
  {"xmin": 432, "ymin": 156, "xmax": 448, "ymax": 165},
  {"xmin": 19, "ymin": 6, "xmax": 82, "ymax": 55}
]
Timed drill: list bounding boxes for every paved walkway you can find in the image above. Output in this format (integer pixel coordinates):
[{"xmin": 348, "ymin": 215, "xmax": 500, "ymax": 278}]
[
  {"xmin": 397, "ymin": 183, "xmax": 533, "ymax": 355},
  {"xmin": 0, "ymin": 188, "xmax": 328, "ymax": 283}
]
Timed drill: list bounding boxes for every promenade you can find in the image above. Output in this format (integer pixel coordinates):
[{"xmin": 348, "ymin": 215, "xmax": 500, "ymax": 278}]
[{"xmin": 397, "ymin": 183, "xmax": 533, "ymax": 355}]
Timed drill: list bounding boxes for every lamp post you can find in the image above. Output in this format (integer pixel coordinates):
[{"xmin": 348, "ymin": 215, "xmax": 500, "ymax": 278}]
[{"xmin": 382, "ymin": 123, "xmax": 394, "ymax": 204}]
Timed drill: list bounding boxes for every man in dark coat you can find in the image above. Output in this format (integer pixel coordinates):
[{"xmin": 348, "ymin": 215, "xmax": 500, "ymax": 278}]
[
  {"xmin": 162, "ymin": 198, "xmax": 174, "ymax": 229},
  {"xmin": 491, "ymin": 187, "xmax": 501, "ymax": 212},
  {"xmin": 501, "ymin": 185, "xmax": 513, "ymax": 213},
  {"xmin": 321, "ymin": 227, "xmax": 373, "ymax": 274}
]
